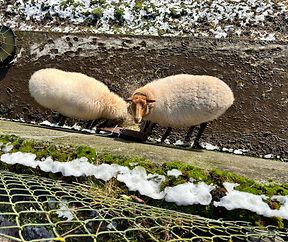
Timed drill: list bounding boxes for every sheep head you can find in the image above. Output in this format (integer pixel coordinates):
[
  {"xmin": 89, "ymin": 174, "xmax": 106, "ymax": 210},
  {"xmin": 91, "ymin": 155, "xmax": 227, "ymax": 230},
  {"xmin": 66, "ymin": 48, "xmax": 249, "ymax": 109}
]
[{"xmin": 126, "ymin": 93, "xmax": 155, "ymax": 124}]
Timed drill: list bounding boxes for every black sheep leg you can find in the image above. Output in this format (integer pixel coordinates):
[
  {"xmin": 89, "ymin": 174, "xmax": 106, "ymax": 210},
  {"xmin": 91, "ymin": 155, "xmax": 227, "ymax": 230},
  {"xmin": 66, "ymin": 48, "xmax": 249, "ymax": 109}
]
[
  {"xmin": 183, "ymin": 126, "xmax": 196, "ymax": 146},
  {"xmin": 57, "ymin": 114, "xmax": 66, "ymax": 126},
  {"xmin": 147, "ymin": 122, "xmax": 156, "ymax": 136},
  {"xmin": 141, "ymin": 121, "xmax": 156, "ymax": 136},
  {"xmin": 85, "ymin": 120, "xmax": 97, "ymax": 130},
  {"xmin": 141, "ymin": 120, "xmax": 151, "ymax": 133},
  {"xmin": 96, "ymin": 119, "xmax": 109, "ymax": 128},
  {"xmin": 140, "ymin": 121, "xmax": 156, "ymax": 142},
  {"xmin": 192, "ymin": 122, "xmax": 208, "ymax": 149},
  {"xmin": 161, "ymin": 127, "xmax": 172, "ymax": 143}
]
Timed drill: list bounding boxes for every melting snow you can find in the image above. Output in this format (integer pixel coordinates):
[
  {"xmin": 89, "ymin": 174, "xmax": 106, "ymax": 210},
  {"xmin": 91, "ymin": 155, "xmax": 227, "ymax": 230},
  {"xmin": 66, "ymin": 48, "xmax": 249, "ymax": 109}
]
[
  {"xmin": 174, "ymin": 140, "xmax": 184, "ymax": 146},
  {"xmin": 117, "ymin": 166, "xmax": 165, "ymax": 199},
  {"xmin": 1, "ymin": 151, "xmax": 288, "ymax": 219},
  {"xmin": 1, "ymin": 0, "xmax": 287, "ymax": 40},
  {"xmin": 167, "ymin": 169, "xmax": 182, "ymax": 178},
  {"xmin": 56, "ymin": 200, "xmax": 74, "ymax": 222},
  {"xmin": 233, "ymin": 149, "xmax": 249, "ymax": 155},
  {"xmin": 214, "ymin": 183, "xmax": 288, "ymax": 219},
  {"xmin": 164, "ymin": 182, "xmax": 214, "ymax": 206},
  {"xmin": 264, "ymin": 154, "xmax": 274, "ymax": 159},
  {"xmin": 200, "ymin": 142, "xmax": 220, "ymax": 151},
  {"xmin": 1, "ymin": 143, "xmax": 14, "ymax": 154}
]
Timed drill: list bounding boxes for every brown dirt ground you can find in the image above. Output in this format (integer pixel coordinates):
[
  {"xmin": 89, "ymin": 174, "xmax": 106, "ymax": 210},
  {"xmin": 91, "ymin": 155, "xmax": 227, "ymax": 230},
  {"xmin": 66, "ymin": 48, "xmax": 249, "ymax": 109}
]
[{"xmin": 0, "ymin": 31, "xmax": 287, "ymax": 159}]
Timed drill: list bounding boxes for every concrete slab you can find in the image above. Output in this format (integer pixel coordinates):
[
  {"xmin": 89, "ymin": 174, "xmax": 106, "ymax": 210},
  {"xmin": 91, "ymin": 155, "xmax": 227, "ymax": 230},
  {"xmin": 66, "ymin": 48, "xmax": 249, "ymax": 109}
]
[{"xmin": 0, "ymin": 120, "xmax": 287, "ymax": 183}]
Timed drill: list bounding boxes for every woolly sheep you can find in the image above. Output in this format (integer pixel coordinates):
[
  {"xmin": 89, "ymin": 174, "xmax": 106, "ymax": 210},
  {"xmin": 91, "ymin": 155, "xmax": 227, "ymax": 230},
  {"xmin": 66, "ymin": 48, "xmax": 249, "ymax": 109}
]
[
  {"xmin": 29, "ymin": 68, "xmax": 128, "ymax": 126},
  {"xmin": 126, "ymin": 74, "xmax": 234, "ymax": 147}
]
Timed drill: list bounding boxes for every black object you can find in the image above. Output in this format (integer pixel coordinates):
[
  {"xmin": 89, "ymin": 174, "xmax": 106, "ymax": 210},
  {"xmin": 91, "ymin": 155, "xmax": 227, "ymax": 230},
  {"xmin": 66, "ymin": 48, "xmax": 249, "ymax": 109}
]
[{"xmin": 0, "ymin": 26, "xmax": 16, "ymax": 67}]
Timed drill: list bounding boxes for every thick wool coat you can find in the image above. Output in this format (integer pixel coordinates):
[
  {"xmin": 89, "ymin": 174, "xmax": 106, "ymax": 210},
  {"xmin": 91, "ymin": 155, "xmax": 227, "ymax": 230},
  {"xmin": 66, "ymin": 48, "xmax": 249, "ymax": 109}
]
[
  {"xmin": 29, "ymin": 68, "xmax": 128, "ymax": 120},
  {"xmin": 133, "ymin": 74, "xmax": 234, "ymax": 128}
]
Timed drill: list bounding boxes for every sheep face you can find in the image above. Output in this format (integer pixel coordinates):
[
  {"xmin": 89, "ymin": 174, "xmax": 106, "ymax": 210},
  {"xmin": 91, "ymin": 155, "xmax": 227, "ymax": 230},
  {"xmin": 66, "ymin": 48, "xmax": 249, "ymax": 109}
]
[{"xmin": 126, "ymin": 93, "xmax": 155, "ymax": 124}]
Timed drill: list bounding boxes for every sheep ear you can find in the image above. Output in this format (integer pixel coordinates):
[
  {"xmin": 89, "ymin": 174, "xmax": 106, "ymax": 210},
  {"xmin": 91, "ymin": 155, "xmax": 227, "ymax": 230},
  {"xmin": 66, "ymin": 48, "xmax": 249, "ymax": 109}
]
[
  {"xmin": 126, "ymin": 97, "xmax": 133, "ymax": 102},
  {"xmin": 147, "ymin": 99, "xmax": 156, "ymax": 103}
]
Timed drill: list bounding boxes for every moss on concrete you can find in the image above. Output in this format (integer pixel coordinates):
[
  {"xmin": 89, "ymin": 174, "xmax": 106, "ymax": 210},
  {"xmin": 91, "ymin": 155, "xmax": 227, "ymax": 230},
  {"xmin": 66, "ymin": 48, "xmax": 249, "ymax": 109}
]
[
  {"xmin": 0, "ymin": 134, "xmax": 288, "ymax": 228},
  {"xmin": 1, "ymin": 134, "xmax": 288, "ymax": 196}
]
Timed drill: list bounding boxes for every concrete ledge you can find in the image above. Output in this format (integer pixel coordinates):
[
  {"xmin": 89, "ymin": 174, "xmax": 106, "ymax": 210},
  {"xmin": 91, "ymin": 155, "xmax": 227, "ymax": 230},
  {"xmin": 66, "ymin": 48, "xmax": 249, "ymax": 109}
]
[{"xmin": 0, "ymin": 120, "xmax": 287, "ymax": 183}]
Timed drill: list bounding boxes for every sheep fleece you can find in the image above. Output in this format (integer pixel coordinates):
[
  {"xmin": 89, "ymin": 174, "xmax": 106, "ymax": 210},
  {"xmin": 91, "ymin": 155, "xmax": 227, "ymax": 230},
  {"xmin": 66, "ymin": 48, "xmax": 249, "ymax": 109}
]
[
  {"xmin": 134, "ymin": 74, "xmax": 234, "ymax": 128},
  {"xmin": 29, "ymin": 68, "xmax": 128, "ymax": 120}
]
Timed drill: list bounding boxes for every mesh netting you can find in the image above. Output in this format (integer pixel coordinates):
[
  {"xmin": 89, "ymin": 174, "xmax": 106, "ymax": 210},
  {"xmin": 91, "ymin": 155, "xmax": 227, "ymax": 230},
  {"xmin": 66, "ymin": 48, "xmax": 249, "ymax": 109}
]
[
  {"xmin": 0, "ymin": 170, "xmax": 287, "ymax": 242},
  {"xmin": 0, "ymin": 26, "xmax": 16, "ymax": 66}
]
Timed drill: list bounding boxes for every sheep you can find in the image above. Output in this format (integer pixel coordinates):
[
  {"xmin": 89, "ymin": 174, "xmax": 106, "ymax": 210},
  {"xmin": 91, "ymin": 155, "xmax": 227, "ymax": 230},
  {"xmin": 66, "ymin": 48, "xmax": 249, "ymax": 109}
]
[
  {"xmin": 126, "ymin": 74, "xmax": 234, "ymax": 148},
  {"xmin": 29, "ymin": 68, "xmax": 129, "ymax": 127}
]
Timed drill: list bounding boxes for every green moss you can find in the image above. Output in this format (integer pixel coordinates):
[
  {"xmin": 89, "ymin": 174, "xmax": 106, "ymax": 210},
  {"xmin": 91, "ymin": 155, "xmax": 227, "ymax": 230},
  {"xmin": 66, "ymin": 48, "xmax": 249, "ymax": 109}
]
[
  {"xmin": 169, "ymin": 8, "xmax": 181, "ymax": 18},
  {"xmin": 59, "ymin": 0, "xmax": 84, "ymax": 8},
  {"xmin": 99, "ymin": 153, "xmax": 159, "ymax": 172},
  {"xmin": 91, "ymin": 7, "xmax": 103, "ymax": 19},
  {"xmin": 74, "ymin": 145, "xmax": 96, "ymax": 162},
  {"xmin": 114, "ymin": 7, "xmax": 125, "ymax": 23},
  {"xmin": 134, "ymin": 0, "xmax": 143, "ymax": 10},
  {"xmin": 1, "ymin": 134, "xmax": 288, "ymax": 197},
  {"xmin": 18, "ymin": 140, "xmax": 36, "ymax": 153},
  {"xmin": 90, "ymin": 0, "xmax": 106, "ymax": 5},
  {"xmin": 1, "ymin": 134, "xmax": 288, "ymax": 228}
]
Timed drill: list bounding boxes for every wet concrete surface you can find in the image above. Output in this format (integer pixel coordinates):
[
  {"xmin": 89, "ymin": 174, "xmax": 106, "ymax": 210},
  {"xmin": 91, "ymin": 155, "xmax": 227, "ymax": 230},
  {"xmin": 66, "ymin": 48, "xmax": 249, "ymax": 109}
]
[
  {"xmin": 0, "ymin": 31, "xmax": 287, "ymax": 158},
  {"xmin": 1, "ymin": 119, "xmax": 288, "ymax": 183}
]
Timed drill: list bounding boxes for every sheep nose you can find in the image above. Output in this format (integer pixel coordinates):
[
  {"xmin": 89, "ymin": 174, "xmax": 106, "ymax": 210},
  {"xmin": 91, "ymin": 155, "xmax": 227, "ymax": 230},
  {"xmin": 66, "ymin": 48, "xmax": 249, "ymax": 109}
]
[{"xmin": 134, "ymin": 117, "xmax": 142, "ymax": 124}]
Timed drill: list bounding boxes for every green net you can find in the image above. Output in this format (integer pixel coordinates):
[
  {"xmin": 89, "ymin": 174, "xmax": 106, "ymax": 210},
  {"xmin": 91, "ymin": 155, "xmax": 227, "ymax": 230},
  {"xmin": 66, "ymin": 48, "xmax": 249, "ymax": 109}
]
[{"xmin": 0, "ymin": 170, "xmax": 287, "ymax": 242}]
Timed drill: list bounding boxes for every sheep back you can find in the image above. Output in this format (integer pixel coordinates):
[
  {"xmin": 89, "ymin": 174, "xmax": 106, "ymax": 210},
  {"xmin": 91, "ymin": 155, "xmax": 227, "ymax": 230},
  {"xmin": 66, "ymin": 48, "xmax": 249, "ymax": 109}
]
[
  {"xmin": 134, "ymin": 74, "xmax": 234, "ymax": 128},
  {"xmin": 29, "ymin": 68, "xmax": 128, "ymax": 120}
]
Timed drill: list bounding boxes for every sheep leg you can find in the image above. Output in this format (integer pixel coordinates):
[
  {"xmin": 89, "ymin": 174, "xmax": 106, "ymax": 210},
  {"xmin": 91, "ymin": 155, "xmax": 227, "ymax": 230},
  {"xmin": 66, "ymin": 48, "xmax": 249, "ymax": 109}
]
[
  {"xmin": 161, "ymin": 127, "xmax": 172, "ymax": 143},
  {"xmin": 57, "ymin": 114, "xmax": 66, "ymax": 126},
  {"xmin": 85, "ymin": 120, "xmax": 97, "ymax": 129},
  {"xmin": 141, "ymin": 120, "xmax": 151, "ymax": 133},
  {"xmin": 192, "ymin": 122, "xmax": 208, "ymax": 149},
  {"xmin": 147, "ymin": 122, "xmax": 156, "ymax": 135},
  {"xmin": 96, "ymin": 119, "xmax": 109, "ymax": 128},
  {"xmin": 141, "ymin": 121, "xmax": 155, "ymax": 135},
  {"xmin": 183, "ymin": 126, "xmax": 196, "ymax": 146}
]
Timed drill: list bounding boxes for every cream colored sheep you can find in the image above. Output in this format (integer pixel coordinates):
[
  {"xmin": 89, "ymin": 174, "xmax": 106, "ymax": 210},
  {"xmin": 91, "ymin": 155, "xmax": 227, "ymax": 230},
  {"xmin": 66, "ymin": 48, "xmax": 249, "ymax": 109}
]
[
  {"xmin": 127, "ymin": 74, "xmax": 234, "ymax": 147},
  {"xmin": 29, "ymin": 68, "xmax": 128, "ymax": 126}
]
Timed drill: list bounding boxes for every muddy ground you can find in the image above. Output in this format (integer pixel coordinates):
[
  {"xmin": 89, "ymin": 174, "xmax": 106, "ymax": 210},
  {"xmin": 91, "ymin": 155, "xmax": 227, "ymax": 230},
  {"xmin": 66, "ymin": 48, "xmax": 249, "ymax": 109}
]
[{"xmin": 0, "ymin": 31, "xmax": 287, "ymax": 159}]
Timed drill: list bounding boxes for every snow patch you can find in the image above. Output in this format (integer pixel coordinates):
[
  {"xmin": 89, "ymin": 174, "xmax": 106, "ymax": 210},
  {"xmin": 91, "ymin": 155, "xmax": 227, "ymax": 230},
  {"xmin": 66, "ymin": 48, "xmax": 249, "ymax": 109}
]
[
  {"xmin": 264, "ymin": 154, "xmax": 274, "ymax": 159},
  {"xmin": 1, "ymin": 151, "xmax": 288, "ymax": 219},
  {"xmin": 200, "ymin": 142, "xmax": 219, "ymax": 151},
  {"xmin": 1, "ymin": 143, "xmax": 14, "ymax": 153},
  {"xmin": 164, "ymin": 182, "xmax": 214, "ymax": 206},
  {"xmin": 233, "ymin": 149, "xmax": 249, "ymax": 155},
  {"xmin": 167, "ymin": 169, "xmax": 182, "ymax": 178},
  {"xmin": 2, "ymin": 0, "xmax": 286, "ymax": 40},
  {"xmin": 56, "ymin": 200, "xmax": 74, "ymax": 222},
  {"xmin": 214, "ymin": 183, "xmax": 288, "ymax": 219},
  {"xmin": 117, "ymin": 166, "xmax": 165, "ymax": 199},
  {"xmin": 174, "ymin": 140, "xmax": 184, "ymax": 146}
]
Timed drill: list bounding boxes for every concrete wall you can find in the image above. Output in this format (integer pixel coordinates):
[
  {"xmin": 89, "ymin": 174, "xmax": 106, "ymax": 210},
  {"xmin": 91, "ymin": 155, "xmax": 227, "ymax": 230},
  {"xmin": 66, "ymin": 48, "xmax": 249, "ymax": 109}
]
[{"xmin": 0, "ymin": 31, "xmax": 287, "ymax": 159}]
